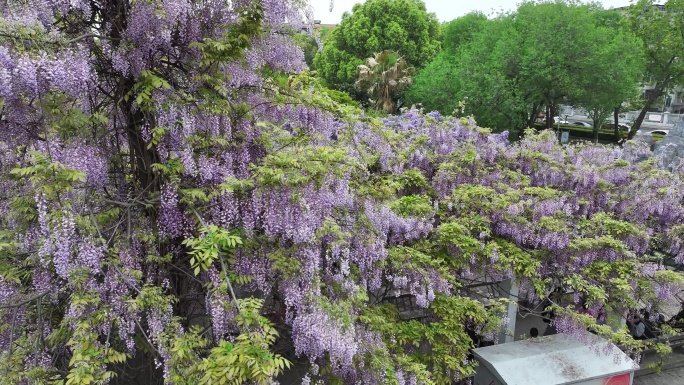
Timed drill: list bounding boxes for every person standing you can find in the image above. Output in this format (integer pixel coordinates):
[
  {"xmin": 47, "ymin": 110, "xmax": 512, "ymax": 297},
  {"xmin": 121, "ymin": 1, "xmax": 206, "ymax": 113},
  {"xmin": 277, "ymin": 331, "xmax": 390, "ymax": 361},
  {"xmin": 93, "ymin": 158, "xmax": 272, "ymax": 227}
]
[{"xmin": 631, "ymin": 314, "xmax": 647, "ymax": 340}]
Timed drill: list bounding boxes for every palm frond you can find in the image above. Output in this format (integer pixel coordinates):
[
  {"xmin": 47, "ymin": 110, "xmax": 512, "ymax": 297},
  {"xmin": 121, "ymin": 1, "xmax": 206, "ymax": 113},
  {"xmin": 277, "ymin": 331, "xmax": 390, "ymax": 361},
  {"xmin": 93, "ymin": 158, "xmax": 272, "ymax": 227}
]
[{"xmin": 355, "ymin": 49, "xmax": 414, "ymax": 113}]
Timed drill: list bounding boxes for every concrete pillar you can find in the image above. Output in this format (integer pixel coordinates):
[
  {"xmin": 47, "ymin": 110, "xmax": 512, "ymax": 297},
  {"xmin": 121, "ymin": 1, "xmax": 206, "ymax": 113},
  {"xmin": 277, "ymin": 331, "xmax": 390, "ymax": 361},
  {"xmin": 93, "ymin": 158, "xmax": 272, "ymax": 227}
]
[{"xmin": 498, "ymin": 278, "xmax": 519, "ymax": 344}]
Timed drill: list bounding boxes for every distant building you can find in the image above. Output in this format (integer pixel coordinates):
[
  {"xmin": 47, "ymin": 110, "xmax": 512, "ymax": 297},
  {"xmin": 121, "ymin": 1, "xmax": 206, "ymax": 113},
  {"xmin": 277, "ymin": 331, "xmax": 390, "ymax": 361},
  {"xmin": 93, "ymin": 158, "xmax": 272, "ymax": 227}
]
[
  {"xmin": 300, "ymin": 20, "xmax": 337, "ymax": 34},
  {"xmin": 611, "ymin": 4, "xmax": 666, "ymax": 13},
  {"xmin": 642, "ymin": 83, "xmax": 684, "ymax": 114}
]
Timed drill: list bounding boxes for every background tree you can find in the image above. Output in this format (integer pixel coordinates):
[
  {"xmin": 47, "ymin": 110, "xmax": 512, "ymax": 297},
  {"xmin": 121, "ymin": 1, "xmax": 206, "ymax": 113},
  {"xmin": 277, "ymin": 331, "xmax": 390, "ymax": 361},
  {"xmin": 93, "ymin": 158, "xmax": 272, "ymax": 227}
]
[
  {"xmin": 441, "ymin": 12, "xmax": 488, "ymax": 54},
  {"xmin": 355, "ymin": 50, "xmax": 414, "ymax": 113},
  {"xmin": 292, "ymin": 31, "xmax": 321, "ymax": 70},
  {"xmin": 405, "ymin": 13, "xmax": 488, "ymax": 114},
  {"xmin": 404, "ymin": 51, "xmax": 461, "ymax": 113},
  {"xmin": 314, "ymin": 0, "xmax": 440, "ymax": 94},
  {"xmin": 509, "ymin": 0, "xmax": 609, "ymax": 130},
  {"xmin": 625, "ymin": 0, "xmax": 684, "ymax": 136},
  {"xmin": 408, "ymin": 0, "xmax": 645, "ymax": 138},
  {"xmin": 318, "ymin": 25, "xmax": 335, "ymax": 44},
  {"xmin": 455, "ymin": 15, "xmax": 530, "ymax": 135},
  {"xmin": 575, "ymin": 11, "xmax": 645, "ymax": 142}
]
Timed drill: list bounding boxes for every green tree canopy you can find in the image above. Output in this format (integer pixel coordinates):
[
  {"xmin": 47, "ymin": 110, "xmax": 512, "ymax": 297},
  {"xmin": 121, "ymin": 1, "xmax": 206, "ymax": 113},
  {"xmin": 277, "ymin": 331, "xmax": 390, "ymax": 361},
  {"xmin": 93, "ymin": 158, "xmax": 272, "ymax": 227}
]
[
  {"xmin": 441, "ymin": 12, "xmax": 488, "ymax": 53},
  {"xmin": 576, "ymin": 10, "xmax": 645, "ymax": 141},
  {"xmin": 404, "ymin": 51, "xmax": 461, "ymax": 113},
  {"xmin": 404, "ymin": 13, "xmax": 488, "ymax": 113},
  {"xmin": 407, "ymin": 0, "xmax": 646, "ymax": 138},
  {"xmin": 292, "ymin": 31, "xmax": 320, "ymax": 70},
  {"xmin": 314, "ymin": 0, "xmax": 440, "ymax": 92},
  {"xmin": 625, "ymin": 0, "xmax": 684, "ymax": 136}
]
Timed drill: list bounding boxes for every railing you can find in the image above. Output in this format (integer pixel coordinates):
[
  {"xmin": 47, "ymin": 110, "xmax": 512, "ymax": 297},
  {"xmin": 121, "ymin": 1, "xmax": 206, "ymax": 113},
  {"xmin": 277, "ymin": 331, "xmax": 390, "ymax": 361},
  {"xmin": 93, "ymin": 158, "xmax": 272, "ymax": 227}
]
[
  {"xmin": 557, "ymin": 105, "xmax": 684, "ymax": 126},
  {"xmin": 668, "ymin": 115, "xmax": 684, "ymax": 124},
  {"xmin": 639, "ymin": 331, "xmax": 684, "ymax": 353}
]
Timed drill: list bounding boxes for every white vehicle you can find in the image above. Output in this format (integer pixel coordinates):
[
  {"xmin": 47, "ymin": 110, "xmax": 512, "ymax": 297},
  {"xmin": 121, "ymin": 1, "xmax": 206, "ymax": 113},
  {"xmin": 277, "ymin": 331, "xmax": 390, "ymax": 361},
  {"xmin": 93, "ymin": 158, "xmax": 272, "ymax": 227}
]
[{"xmin": 570, "ymin": 121, "xmax": 593, "ymax": 128}]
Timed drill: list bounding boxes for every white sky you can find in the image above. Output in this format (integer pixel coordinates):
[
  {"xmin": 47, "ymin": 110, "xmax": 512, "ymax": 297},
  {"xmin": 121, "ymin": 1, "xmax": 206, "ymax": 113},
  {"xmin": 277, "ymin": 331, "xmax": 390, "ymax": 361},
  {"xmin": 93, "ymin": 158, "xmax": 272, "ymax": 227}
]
[{"xmin": 307, "ymin": 0, "xmax": 637, "ymax": 23}]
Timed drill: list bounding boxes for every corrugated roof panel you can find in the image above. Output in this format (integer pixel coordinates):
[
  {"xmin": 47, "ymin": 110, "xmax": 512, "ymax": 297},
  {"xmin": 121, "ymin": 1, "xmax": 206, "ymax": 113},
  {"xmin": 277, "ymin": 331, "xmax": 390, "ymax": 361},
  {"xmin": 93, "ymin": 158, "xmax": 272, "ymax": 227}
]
[{"xmin": 472, "ymin": 333, "xmax": 635, "ymax": 385}]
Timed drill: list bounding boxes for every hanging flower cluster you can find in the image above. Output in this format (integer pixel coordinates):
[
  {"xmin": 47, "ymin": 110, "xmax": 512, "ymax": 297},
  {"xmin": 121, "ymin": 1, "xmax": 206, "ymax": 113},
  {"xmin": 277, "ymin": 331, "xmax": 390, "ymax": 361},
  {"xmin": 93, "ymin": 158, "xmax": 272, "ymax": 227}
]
[{"xmin": 0, "ymin": 1, "xmax": 683, "ymax": 384}]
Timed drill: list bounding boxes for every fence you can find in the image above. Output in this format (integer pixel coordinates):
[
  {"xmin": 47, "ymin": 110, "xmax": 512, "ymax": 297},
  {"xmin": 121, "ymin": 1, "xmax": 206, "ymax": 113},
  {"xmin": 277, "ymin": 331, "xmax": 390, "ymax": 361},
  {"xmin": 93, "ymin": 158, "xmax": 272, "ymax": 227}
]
[
  {"xmin": 559, "ymin": 105, "xmax": 684, "ymax": 126},
  {"xmin": 624, "ymin": 111, "xmax": 684, "ymax": 124}
]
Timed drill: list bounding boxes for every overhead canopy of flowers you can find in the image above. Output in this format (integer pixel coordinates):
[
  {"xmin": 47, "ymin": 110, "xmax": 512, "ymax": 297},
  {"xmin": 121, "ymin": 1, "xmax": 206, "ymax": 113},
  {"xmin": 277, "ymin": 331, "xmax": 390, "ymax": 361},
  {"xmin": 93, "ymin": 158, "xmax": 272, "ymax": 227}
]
[{"xmin": 0, "ymin": 1, "xmax": 683, "ymax": 385}]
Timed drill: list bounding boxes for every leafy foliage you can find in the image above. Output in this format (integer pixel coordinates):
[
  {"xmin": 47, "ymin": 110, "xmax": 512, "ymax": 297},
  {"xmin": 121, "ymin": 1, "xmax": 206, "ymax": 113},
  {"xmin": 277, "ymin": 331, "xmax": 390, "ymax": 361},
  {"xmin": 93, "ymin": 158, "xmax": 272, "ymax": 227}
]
[
  {"xmin": 576, "ymin": 9, "xmax": 645, "ymax": 140},
  {"xmin": 407, "ymin": 1, "xmax": 645, "ymax": 137},
  {"xmin": 404, "ymin": 51, "xmax": 461, "ymax": 115},
  {"xmin": 0, "ymin": 1, "xmax": 683, "ymax": 385},
  {"xmin": 625, "ymin": 0, "xmax": 684, "ymax": 134},
  {"xmin": 197, "ymin": 298, "xmax": 290, "ymax": 385},
  {"xmin": 314, "ymin": 0, "xmax": 439, "ymax": 92}
]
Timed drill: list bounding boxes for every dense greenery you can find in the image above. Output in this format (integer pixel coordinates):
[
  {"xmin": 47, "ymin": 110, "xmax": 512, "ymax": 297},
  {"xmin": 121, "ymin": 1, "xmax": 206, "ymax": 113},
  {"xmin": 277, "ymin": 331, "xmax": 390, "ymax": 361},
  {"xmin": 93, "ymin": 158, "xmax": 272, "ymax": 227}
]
[
  {"xmin": 625, "ymin": 0, "xmax": 684, "ymax": 135},
  {"xmin": 404, "ymin": 13, "xmax": 488, "ymax": 115},
  {"xmin": 314, "ymin": 0, "xmax": 440, "ymax": 94},
  {"xmin": 575, "ymin": 9, "xmax": 645, "ymax": 141},
  {"xmin": 407, "ymin": 1, "xmax": 644, "ymax": 139},
  {"xmin": 439, "ymin": 12, "xmax": 488, "ymax": 54},
  {"xmin": 292, "ymin": 32, "xmax": 320, "ymax": 70}
]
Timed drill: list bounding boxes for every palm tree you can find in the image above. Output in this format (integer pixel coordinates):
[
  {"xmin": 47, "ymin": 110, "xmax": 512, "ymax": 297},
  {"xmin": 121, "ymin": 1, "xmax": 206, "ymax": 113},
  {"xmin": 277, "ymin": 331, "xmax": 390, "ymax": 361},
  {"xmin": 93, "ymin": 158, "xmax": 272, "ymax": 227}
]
[{"xmin": 355, "ymin": 50, "xmax": 414, "ymax": 113}]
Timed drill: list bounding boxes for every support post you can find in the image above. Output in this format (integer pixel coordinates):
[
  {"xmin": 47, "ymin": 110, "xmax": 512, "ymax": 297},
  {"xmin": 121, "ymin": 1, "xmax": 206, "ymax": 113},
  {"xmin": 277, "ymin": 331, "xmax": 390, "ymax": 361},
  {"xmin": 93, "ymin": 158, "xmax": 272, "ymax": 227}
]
[{"xmin": 498, "ymin": 277, "xmax": 519, "ymax": 344}]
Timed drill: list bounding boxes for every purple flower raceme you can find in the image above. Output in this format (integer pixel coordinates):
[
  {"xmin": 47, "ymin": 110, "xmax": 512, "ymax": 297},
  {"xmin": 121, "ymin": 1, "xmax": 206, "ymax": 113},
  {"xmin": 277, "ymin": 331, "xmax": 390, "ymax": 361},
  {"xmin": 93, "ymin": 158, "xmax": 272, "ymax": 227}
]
[{"xmin": 1, "ymin": 0, "xmax": 683, "ymax": 383}]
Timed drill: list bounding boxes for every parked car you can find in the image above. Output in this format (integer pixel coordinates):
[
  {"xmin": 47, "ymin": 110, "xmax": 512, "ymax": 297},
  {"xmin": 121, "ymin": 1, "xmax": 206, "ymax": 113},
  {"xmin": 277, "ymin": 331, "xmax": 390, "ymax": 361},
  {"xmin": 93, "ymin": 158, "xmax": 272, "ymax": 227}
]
[
  {"xmin": 553, "ymin": 116, "xmax": 569, "ymax": 124},
  {"xmin": 601, "ymin": 122, "xmax": 630, "ymax": 131},
  {"xmin": 571, "ymin": 121, "xmax": 593, "ymax": 128},
  {"xmin": 601, "ymin": 118, "xmax": 632, "ymax": 131}
]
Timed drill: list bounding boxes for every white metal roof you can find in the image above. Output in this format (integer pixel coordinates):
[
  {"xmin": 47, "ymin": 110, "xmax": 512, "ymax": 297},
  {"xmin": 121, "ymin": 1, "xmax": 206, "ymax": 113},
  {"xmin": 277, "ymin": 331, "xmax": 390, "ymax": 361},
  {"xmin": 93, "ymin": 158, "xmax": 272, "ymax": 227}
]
[{"xmin": 472, "ymin": 333, "xmax": 635, "ymax": 385}]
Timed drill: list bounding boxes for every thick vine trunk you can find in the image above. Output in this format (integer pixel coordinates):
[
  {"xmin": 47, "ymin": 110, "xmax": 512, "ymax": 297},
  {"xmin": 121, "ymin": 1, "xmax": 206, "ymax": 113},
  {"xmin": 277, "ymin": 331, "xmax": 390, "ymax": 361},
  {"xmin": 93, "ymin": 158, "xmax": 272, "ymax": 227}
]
[{"xmin": 124, "ymin": 106, "xmax": 160, "ymax": 195}]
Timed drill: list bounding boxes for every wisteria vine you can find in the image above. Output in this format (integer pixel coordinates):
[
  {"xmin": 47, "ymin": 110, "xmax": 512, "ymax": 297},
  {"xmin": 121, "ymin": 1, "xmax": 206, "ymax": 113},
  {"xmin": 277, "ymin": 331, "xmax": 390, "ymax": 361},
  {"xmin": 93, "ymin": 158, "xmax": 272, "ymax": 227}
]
[{"xmin": 0, "ymin": 0, "xmax": 683, "ymax": 385}]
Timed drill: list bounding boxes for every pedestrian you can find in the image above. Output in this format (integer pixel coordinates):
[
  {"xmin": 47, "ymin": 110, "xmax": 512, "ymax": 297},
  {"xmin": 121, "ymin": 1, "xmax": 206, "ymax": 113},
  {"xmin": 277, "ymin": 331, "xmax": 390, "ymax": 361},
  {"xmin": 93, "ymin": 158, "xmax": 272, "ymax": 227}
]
[
  {"xmin": 577, "ymin": 300, "xmax": 591, "ymax": 316},
  {"xmin": 651, "ymin": 308, "xmax": 666, "ymax": 326},
  {"xmin": 631, "ymin": 314, "xmax": 647, "ymax": 340}
]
